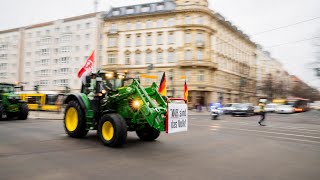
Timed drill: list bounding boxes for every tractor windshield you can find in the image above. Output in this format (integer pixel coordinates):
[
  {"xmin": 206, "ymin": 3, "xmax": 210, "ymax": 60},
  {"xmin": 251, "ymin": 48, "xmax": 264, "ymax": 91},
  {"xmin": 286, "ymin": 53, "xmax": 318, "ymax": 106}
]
[{"xmin": 0, "ymin": 84, "xmax": 15, "ymax": 93}]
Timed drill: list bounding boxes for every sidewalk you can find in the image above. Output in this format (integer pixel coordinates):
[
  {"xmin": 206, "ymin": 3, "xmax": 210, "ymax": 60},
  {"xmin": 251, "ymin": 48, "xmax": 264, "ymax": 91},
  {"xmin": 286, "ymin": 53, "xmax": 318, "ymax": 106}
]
[
  {"xmin": 28, "ymin": 109, "xmax": 209, "ymax": 120},
  {"xmin": 28, "ymin": 111, "xmax": 64, "ymax": 120}
]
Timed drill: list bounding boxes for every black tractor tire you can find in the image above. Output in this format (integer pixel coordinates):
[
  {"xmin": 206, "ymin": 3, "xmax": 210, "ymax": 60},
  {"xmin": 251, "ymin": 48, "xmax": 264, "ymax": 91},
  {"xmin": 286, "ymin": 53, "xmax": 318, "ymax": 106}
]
[
  {"xmin": 18, "ymin": 103, "xmax": 29, "ymax": 120},
  {"xmin": 0, "ymin": 104, "xmax": 4, "ymax": 120},
  {"xmin": 136, "ymin": 125, "xmax": 160, "ymax": 141},
  {"xmin": 64, "ymin": 101, "xmax": 88, "ymax": 138},
  {"xmin": 98, "ymin": 113, "xmax": 127, "ymax": 147}
]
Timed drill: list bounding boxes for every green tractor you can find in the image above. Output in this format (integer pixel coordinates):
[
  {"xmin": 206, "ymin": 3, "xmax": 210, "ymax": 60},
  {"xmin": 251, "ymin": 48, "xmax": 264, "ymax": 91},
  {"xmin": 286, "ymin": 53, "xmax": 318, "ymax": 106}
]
[
  {"xmin": 0, "ymin": 83, "xmax": 29, "ymax": 120},
  {"xmin": 63, "ymin": 71, "xmax": 188, "ymax": 147}
]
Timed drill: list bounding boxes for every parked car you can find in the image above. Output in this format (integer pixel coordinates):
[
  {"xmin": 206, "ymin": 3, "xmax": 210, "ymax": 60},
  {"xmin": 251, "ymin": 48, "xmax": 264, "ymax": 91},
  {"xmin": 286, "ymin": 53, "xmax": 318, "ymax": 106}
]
[
  {"xmin": 265, "ymin": 103, "xmax": 278, "ymax": 113},
  {"xmin": 275, "ymin": 105, "xmax": 295, "ymax": 114},
  {"xmin": 222, "ymin": 103, "xmax": 239, "ymax": 114},
  {"xmin": 232, "ymin": 103, "xmax": 255, "ymax": 116}
]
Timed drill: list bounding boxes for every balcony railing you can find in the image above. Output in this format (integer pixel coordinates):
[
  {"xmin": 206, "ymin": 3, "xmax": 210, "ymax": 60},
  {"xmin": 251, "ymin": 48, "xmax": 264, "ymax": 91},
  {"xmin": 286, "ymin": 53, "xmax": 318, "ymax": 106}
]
[{"xmin": 177, "ymin": 60, "xmax": 217, "ymax": 69}]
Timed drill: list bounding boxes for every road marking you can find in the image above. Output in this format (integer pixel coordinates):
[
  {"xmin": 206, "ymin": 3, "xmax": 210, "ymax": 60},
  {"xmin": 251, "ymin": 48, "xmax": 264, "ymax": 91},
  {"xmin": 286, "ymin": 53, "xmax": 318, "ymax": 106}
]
[
  {"xmin": 209, "ymin": 126, "xmax": 320, "ymax": 139},
  {"xmin": 215, "ymin": 122, "xmax": 320, "ymax": 134},
  {"xmin": 210, "ymin": 130, "xmax": 320, "ymax": 144},
  {"xmin": 190, "ymin": 120, "xmax": 320, "ymax": 132}
]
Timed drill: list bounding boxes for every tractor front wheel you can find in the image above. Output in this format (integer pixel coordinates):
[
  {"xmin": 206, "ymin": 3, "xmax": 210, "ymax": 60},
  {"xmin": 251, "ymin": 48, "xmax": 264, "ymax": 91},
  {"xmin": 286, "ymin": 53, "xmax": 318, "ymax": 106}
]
[
  {"xmin": 18, "ymin": 103, "xmax": 29, "ymax": 120},
  {"xmin": 98, "ymin": 113, "xmax": 127, "ymax": 147},
  {"xmin": 136, "ymin": 125, "xmax": 160, "ymax": 141},
  {"xmin": 64, "ymin": 101, "xmax": 88, "ymax": 138}
]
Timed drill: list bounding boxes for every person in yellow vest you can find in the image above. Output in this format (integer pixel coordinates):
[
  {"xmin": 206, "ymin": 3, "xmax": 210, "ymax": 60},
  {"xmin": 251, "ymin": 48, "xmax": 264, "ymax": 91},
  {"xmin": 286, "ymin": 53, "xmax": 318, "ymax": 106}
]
[{"xmin": 258, "ymin": 100, "xmax": 266, "ymax": 126}]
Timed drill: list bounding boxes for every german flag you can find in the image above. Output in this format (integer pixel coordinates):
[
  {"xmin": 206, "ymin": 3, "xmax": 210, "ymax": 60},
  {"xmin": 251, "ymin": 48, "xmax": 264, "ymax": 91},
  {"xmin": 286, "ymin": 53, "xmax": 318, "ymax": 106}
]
[
  {"xmin": 184, "ymin": 80, "xmax": 188, "ymax": 102},
  {"xmin": 158, "ymin": 72, "xmax": 167, "ymax": 96}
]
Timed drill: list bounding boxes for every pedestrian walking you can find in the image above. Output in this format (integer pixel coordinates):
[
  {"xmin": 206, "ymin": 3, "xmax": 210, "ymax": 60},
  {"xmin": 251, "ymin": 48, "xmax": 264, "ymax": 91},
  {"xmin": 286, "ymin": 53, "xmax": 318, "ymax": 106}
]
[{"xmin": 258, "ymin": 100, "xmax": 266, "ymax": 126}]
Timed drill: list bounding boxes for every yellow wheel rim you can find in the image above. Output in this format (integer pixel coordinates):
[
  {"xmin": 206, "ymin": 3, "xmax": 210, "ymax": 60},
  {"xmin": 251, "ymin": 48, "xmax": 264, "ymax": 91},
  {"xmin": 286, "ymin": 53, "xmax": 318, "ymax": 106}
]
[
  {"xmin": 65, "ymin": 107, "xmax": 78, "ymax": 132},
  {"xmin": 102, "ymin": 121, "xmax": 114, "ymax": 141}
]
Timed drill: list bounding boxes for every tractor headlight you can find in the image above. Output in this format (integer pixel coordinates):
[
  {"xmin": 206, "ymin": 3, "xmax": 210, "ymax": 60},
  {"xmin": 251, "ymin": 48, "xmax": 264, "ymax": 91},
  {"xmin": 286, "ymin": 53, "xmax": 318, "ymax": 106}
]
[
  {"xmin": 132, "ymin": 100, "xmax": 141, "ymax": 109},
  {"xmin": 101, "ymin": 89, "xmax": 107, "ymax": 94}
]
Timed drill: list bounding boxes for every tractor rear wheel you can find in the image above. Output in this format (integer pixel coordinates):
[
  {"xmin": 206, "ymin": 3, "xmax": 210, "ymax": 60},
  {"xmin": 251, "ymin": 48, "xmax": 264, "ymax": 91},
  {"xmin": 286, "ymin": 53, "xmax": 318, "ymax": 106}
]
[
  {"xmin": 18, "ymin": 103, "xmax": 29, "ymax": 120},
  {"xmin": 136, "ymin": 125, "xmax": 160, "ymax": 141},
  {"xmin": 64, "ymin": 101, "xmax": 88, "ymax": 138},
  {"xmin": 0, "ymin": 104, "xmax": 4, "ymax": 120},
  {"xmin": 98, "ymin": 113, "xmax": 127, "ymax": 147}
]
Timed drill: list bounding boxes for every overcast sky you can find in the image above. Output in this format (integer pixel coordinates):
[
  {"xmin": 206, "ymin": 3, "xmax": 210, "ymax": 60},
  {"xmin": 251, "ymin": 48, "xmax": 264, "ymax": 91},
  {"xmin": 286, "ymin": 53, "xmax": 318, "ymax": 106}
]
[{"xmin": 0, "ymin": 0, "xmax": 319, "ymax": 88}]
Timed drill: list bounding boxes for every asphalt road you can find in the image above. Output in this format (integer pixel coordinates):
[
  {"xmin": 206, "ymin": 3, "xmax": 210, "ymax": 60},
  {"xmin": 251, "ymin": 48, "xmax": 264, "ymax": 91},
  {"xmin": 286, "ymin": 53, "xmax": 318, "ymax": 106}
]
[{"xmin": 0, "ymin": 111, "xmax": 320, "ymax": 180}]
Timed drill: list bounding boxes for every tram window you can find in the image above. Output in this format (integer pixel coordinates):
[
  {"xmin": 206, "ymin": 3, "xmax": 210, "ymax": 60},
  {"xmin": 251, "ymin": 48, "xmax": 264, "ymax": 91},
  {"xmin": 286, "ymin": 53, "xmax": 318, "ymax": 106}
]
[
  {"xmin": 46, "ymin": 95, "xmax": 58, "ymax": 105},
  {"xmin": 27, "ymin": 96, "xmax": 40, "ymax": 104}
]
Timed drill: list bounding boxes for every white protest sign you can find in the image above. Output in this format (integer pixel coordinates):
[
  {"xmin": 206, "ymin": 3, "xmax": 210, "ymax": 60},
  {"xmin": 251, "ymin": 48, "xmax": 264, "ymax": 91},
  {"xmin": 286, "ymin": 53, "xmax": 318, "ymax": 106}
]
[{"xmin": 167, "ymin": 103, "xmax": 188, "ymax": 134}]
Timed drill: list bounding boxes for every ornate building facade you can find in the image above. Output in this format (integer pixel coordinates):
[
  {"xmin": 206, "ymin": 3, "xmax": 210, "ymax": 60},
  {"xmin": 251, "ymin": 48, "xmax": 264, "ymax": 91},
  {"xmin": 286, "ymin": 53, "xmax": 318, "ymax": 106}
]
[{"xmin": 103, "ymin": 0, "xmax": 257, "ymax": 107}]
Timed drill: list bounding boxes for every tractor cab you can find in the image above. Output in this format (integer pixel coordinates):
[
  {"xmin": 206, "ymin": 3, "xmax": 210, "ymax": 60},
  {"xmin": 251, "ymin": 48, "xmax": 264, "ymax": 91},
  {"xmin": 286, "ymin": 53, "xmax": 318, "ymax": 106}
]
[{"xmin": 81, "ymin": 71, "xmax": 128, "ymax": 95}]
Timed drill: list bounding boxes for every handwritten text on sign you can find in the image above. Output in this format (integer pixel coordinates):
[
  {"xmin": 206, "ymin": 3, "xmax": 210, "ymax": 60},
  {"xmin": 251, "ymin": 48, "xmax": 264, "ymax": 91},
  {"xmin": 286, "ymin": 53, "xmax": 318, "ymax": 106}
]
[{"xmin": 167, "ymin": 103, "xmax": 188, "ymax": 134}]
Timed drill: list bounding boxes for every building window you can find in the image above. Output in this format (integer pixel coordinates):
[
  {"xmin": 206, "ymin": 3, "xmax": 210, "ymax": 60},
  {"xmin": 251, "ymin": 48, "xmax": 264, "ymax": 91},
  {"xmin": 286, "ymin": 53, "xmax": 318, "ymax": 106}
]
[
  {"xmin": 59, "ymin": 57, "xmax": 70, "ymax": 64},
  {"xmin": 85, "ymin": 33, "xmax": 90, "ymax": 39},
  {"xmin": 126, "ymin": 36, "xmax": 131, "ymax": 47},
  {"xmin": 185, "ymin": 33, "xmax": 192, "ymax": 43},
  {"xmin": 141, "ymin": 6, "xmax": 150, "ymax": 12},
  {"xmin": 146, "ymin": 52, "xmax": 152, "ymax": 63},
  {"xmin": 136, "ymin": 21, "xmax": 142, "ymax": 30},
  {"xmin": 40, "ymin": 59, "xmax": 50, "ymax": 66},
  {"xmin": 112, "ymin": 10, "xmax": 120, "ymax": 16},
  {"xmin": 157, "ymin": 52, "xmax": 163, "ymax": 63},
  {"xmin": 157, "ymin": 19, "xmax": 164, "ymax": 28},
  {"xmin": 40, "ymin": 48, "xmax": 50, "ymax": 55},
  {"xmin": 125, "ymin": 54, "xmax": 131, "ymax": 65},
  {"xmin": 197, "ymin": 16, "xmax": 204, "ymax": 24},
  {"xmin": 157, "ymin": 4, "xmax": 164, "ymax": 10},
  {"xmin": 146, "ymin": 20, "xmax": 153, "ymax": 28},
  {"xmin": 85, "ymin": 45, "xmax": 90, "ymax": 50},
  {"xmin": 77, "ymin": 24, "xmax": 81, "ymax": 30},
  {"xmin": 168, "ymin": 32, "xmax": 175, "ymax": 44},
  {"xmin": 61, "ymin": 34, "xmax": 72, "ymax": 42},
  {"xmin": 65, "ymin": 26, "xmax": 70, "ymax": 32},
  {"xmin": 126, "ymin": 8, "xmax": 134, "ymax": 14},
  {"xmin": 76, "ymin": 35, "xmax": 80, "ymax": 41},
  {"xmin": 60, "ymin": 46, "xmax": 71, "ymax": 53},
  {"xmin": 168, "ymin": 51, "xmax": 176, "ymax": 63},
  {"xmin": 127, "ymin": 22, "xmax": 132, "ymax": 30},
  {"xmin": 198, "ymin": 70, "xmax": 204, "ymax": 81},
  {"xmin": 168, "ymin": 18, "xmax": 176, "ymax": 26},
  {"xmin": 185, "ymin": 50, "xmax": 192, "ymax": 60},
  {"xmin": 146, "ymin": 34, "xmax": 152, "ymax": 46},
  {"xmin": 185, "ymin": 16, "xmax": 191, "ymax": 24},
  {"xmin": 135, "ymin": 53, "xmax": 142, "ymax": 65},
  {"xmin": 197, "ymin": 33, "xmax": 204, "ymax": 43},
  {"xmin": 108, "ymin": 37, "xmax": 117, "ymax": 47},
  {"xmin": 197, "ymin": 50, "xmax": 204, "ymax": 60},
  {"xmin": 75, "ymin": 46, "xmax": 80, "ymax": 51},
  {"xmin": 86, "ymin": 22, "xmax": 91, "ymax": 29},
  {"xmin": 157, "ymin": 33, "xmax": 163, "ymax": 45},
  {"xmin": 157, "ymin": 71, "xmax": 163, "ymax": 82},
  {"xmin": 185, "ymin": 71, "xmax": 191, "ymax": 82},
  {"xmin": 136, "ymin": 35, "xmax": 142, "ymax": 47},
  {"xmin": 110, "ymin": 23, "xmax": 117, "ymax": 32},
  {"xmin": 108, "ymin": 54, "xmax": 116, "ymax": 64},
  {"xmin": 40, "ymin": 37, "xmax": 51, "ymax": 45}
]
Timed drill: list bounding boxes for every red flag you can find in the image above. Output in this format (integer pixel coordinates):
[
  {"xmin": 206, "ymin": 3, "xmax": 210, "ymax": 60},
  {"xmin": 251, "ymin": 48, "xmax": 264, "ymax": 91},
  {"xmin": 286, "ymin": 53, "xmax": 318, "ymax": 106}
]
[
  {"xmin": 78, "ymin": 51, "xmax": 95, "ymax": 79},
  {"xmin": 184, "ymin": 80, "xmax": 188, "ymax": 102},
  {"xmin": 158, "ymin": 72, "xmax": 167, "ymax": 96}
]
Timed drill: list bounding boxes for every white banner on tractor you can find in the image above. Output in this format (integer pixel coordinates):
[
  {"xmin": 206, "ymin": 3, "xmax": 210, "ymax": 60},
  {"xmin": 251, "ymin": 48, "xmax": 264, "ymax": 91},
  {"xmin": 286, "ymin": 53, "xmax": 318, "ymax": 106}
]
[{"xmin": 166, "ymin": 103, "xmax": 188, "ymax": 134}]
